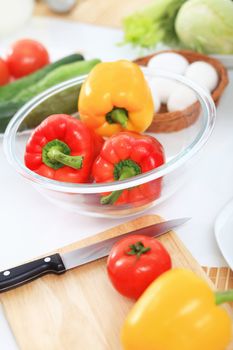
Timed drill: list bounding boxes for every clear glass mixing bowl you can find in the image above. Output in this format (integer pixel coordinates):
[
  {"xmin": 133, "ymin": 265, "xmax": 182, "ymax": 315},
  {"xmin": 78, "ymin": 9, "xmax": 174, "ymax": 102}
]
[{"xmin": 3, "ymin": 68, "xmax": 216, "ymax": 218}]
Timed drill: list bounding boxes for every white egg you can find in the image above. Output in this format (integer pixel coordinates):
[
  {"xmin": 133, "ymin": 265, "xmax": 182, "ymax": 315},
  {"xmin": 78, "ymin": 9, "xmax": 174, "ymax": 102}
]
[
  {"xmin": 148, "ymin": 52, "xmax": 189, "ymax": 75},
  {"xmin": 147, "ymin": 77, "xmax": 180, "ymax": 104},
  {"xmin": 145, "ymin": 78, "xmax": 161, "ymax": 112},
  {"xmin": 185, "ymin": 61, "xmax": 219, "ymax": 92},
  {"xmin": 167, "ymin": 86, "xmax": 197, "ymax": 112}
]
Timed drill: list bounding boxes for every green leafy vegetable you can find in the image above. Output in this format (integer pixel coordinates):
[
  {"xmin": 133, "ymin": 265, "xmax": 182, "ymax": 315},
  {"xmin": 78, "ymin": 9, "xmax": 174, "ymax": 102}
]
[
  {"xmin": 122, "ymin": 0, "xmax": 187, "ymax": 48},
  {"xmin": 175, "ymin": 0, "xmax": 233, "ymax": 54}
]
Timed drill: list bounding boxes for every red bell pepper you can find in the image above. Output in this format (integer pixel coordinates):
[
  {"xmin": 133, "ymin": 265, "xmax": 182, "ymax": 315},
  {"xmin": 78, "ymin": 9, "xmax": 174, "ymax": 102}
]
[
  {"xmin": 92, "ymin": 131, "xmax": 165, "ymax": 205},
  {"xmin": 24, "ymin": 114, "xmax": 104, "ymax": 183}
]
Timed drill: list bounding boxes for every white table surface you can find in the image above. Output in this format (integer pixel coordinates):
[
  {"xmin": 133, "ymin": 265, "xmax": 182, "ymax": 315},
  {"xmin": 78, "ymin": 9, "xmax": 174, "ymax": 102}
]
[{"xmin": 0, "ymin": 17, "xmax": 233, "ymax": 349}]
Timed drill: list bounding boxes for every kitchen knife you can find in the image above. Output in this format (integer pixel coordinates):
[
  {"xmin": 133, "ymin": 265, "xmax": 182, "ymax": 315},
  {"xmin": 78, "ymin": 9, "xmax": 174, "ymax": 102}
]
[{"xmin": 0, "ymin": 217, "xmax": 189, "ymax": 293}]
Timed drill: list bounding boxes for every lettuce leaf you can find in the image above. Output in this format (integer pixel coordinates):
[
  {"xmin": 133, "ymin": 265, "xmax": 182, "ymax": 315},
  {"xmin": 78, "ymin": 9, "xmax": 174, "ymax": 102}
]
[{"xmin": 123, "ymin": 0, "xmax": 187, "ymax": 48}]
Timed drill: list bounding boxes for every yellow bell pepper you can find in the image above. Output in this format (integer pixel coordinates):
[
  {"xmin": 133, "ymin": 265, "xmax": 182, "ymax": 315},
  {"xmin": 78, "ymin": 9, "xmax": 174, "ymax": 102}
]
[
  {"xmin": 78, "ymin": 60, "xmax": 154, "ymax": 137},
  {"xmin": 121, "ymin": 269, "xmax": 233, "ymax": 350}
]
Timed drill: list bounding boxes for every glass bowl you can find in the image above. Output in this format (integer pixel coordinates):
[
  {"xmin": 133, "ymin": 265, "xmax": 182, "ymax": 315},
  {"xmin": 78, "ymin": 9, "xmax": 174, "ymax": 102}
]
[{"xmin": 3, "ymin": 68, "xmax": 216, "ymax": 218}]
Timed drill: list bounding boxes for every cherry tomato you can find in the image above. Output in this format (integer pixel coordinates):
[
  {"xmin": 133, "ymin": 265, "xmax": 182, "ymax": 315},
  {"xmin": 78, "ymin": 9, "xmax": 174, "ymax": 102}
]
[
  {"xmin": 0, "ymin": 58, "xmax": 10, "ymax": 86},
  {"xmin": 6, "ymin": 39, "xmax": 50, "ymax": 78},
  {"xmin": 107, "ymin": 234, "xmax": 172, "ymax": 299}
]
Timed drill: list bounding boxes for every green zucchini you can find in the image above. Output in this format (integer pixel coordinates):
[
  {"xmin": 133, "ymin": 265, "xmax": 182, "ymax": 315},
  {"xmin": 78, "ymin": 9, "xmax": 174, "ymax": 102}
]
[
  {"xmin": 0, "ymin": 102, "xmax": 23, "ymax": 133},
  {"xmin": 0, "ymin": 59, "xmax": 100, "ymax": 133},
  {"xmin": 20, "ymin": 84, "xmax": 82, "ymax": 131},
  {"xmin": 0, "ymin": 53, "xmax": 84, "ymax": 102}
]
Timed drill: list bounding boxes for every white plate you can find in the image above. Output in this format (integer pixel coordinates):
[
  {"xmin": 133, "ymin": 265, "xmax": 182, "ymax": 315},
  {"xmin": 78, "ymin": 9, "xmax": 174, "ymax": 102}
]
[{"xmin": 215, "ymin": 198, "xmax": 233, "ymax": 270}]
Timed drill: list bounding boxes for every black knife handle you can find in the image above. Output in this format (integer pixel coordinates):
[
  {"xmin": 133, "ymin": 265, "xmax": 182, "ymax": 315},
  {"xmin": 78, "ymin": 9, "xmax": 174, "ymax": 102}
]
[{"xmin": 0, "ymin": 253, "xmax": 66, "ymax": 293}]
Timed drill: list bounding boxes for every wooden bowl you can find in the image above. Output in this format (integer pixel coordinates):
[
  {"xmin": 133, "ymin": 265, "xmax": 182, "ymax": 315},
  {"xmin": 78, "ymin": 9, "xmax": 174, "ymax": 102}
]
[{"xmin": 134, "ymin": 50, "xmax": 229, "ymax": 133}]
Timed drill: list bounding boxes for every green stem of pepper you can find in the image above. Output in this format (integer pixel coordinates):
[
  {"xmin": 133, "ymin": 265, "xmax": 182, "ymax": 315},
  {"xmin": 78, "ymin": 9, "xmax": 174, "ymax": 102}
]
[
  {"xmin": 42, "ymin": 139, "xmax": 83, "ymax": 170},
  {"xmin": 106, "ymin": 107, "xmax": 128, "ymax": 128},
  {"xmin": 47, "ymin": 148, "xmax": 83, "ymax": 169},
  {"xmin": 100, "ymin": 160, "xmax": 141, "ymax": 205},
  {"xmin": 215, "ymin": 290, "xmax": 233, "ymax": 305},
  {"xmin": 101, "ymin": 189, "xmax": 124, "ymax": 205},
  {"xmin": 100, "ymin": 169, "xmax": 131, "ymax": 205}
]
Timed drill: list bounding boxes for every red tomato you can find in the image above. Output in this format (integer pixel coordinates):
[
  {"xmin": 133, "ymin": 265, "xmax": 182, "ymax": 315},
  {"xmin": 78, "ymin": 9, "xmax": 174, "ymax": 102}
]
[
  {"xmin": 6, "ymin": 39, "xmax": 50, "ymax": 78},
  {"xmin": 0, "ymin": 58, "xmax": 10, "ymax": 86},
  {"xmin": 107, "ymin": 235, "xmax": 172, "ymax": 299}
]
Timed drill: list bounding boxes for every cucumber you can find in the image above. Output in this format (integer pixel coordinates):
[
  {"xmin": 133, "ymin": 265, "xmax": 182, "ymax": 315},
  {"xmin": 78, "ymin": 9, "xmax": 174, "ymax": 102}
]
[
  {"xmin": 20, "ymin": 84, "xmax": 82, "ymax": 131},
  {"xmin": 0, "ymin": 102, "xmax": 23, "ymax": 133},
  {"xmin": 0, "ymin": 59, "xmax": 100, "ymax": 132},
  {"xmin": 13, "ymin": 59, "xmax": 100, "ymax": 103},
  {"xmin": 0, "ymin": 53, "xmax": 84, "ymax": 102}
]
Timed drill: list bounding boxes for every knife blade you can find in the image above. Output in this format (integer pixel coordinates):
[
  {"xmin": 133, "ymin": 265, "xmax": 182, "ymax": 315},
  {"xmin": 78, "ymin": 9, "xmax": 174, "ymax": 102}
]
[{"xmin": 0, "ymin": 217, "xmax": 189, "ymax": 293}]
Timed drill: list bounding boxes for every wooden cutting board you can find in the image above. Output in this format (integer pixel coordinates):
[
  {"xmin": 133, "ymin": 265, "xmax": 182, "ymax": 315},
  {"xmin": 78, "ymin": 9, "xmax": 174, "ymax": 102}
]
[{"xmin": 0, "ymin": 215, "xmax": 233, "ymax": 350}]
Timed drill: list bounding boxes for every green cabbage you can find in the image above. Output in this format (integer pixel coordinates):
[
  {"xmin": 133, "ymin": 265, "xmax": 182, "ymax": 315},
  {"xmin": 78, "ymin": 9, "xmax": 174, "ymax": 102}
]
[
  {"xmin": 123, "ymin": 0, "xmax": 187, "ymax": 48},
  {"xmin": 175, "ymin": 0, "xmax": 233, "ymax": 54}
]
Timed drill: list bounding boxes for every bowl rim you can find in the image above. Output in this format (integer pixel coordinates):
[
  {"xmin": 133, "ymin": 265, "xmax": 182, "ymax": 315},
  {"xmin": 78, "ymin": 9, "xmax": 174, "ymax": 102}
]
[{"xmin": 3, "ymin": 68, "xmax": 216, "ymax": 194}]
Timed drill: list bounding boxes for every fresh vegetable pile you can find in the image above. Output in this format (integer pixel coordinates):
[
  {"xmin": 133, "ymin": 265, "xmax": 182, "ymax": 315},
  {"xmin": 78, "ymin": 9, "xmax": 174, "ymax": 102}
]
[
  {"xmin": 123, "ymin": 0, "xmax": 233, "ymax": 54},
  {"xmin": 24, "ymin": 60, "xmax": 165, "ymax": 207},
  {"xmin": 22, "ymin": 59, "xmax": 233, "ymax": 350}
]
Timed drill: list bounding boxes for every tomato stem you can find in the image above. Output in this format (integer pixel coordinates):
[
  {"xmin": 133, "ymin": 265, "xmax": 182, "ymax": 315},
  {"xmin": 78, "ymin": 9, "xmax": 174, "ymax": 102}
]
[{"xmin": 126, "ymin": 241, "xmax": 151, "ymax": 258}]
